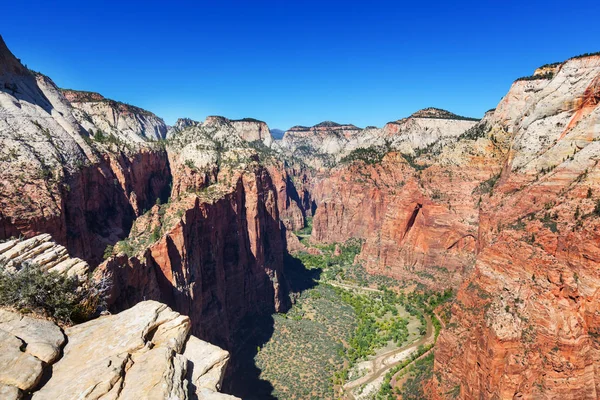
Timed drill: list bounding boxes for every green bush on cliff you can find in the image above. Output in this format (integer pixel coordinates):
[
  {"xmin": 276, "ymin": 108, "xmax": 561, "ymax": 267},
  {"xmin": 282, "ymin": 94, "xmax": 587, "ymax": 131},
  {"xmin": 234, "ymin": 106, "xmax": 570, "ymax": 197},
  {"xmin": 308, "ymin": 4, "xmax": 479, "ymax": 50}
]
[
  {"xmin": 0, "ymin": 262, "xmax": 105, "ymax": 324},
  {"xmin": 340, "ymin": 145, "xmax": 389, "ymax": 165}
]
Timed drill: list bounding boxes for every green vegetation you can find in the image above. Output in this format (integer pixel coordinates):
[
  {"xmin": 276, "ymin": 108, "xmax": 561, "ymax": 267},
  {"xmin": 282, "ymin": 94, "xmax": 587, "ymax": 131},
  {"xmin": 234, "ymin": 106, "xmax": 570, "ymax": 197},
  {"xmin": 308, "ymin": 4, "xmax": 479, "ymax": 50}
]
[
  {"xmin": 515, "ymin": 72, "xmax": 555, "ymax": 81},
  {"xmin": 541, "ymin": 212, "xmax": 559, "ymax": 233},
  {"xmin": 294, "ymin": 216, "xmax": 313, "ymax": 238},
  {"xmin": 397, "ymin": 351, "xmax": 435, "ymax": 399},
  {"xmin": 340, "ymin": 145, "xmax": 389, "ymax": 165},
  {"xmin": 459, "ymin": 121, "xmax": 491, "ymax": 141},
  {"xmin": 0, "ymin": 262, "xmax": 104, "ymax": 324},
  {"xmin": 184, "ymin": 159, "xmax": 196, "ymax": 169},
  {"xmin": 256, "ymin": 227, "xmax": 455, "ymax": 398},
  {"xmin": 570, "ymin": 51, "xmax": 600, "ymax": 60},
  {"xmin": 538, "ymin": 62, "xmax": 561, "ymax": 69},
  {"xmin": 248, "ymin": 140, "xmax": 281, "ymax": 163},
  {"xmin": 402, "ymin": 153, "xmax": 430, "ymax": 171},
  {"xmin": 255, "ymin": 284, "xmax": 356, "ymax": 399},
  {"xmin": 334, "ymin": 287, "xmax": 413, "ymax": 372},
  {"xmin": 376, "ymin": 344, "xmax": 434, "ymax": 399},
  {"xmin": 474, "ymin": 171, "xmax": 501, "ymax": 195},
  {"xmin": 232, "ymin": 117, "xmax": 265, "ymax": 123},
  {"xmin": 103, "ymin": 245, "xmax": 114, "ymax": 260},
  {"xmin": 410, "ymin": 108, "xmax": 479, "ymax": 121}
]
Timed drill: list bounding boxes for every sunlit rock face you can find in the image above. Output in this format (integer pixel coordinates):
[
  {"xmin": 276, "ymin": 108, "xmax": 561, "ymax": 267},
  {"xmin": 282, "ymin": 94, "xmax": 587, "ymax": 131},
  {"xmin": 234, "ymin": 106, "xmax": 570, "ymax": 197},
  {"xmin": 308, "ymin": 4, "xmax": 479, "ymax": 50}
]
[
  {"xmin": 0, "ymin": 35, "xmax": 172, "ymax": 265},
  {"xmin": 432, "ymin": 55, "xmax": 600, "ymax": 400},
  {"xmin": 0, "ymin": 301, "xmax": 236, "ymax": 400},
  {"xmin": 4, "ymin": 29, "xmax": 600, "ymax": 400}
]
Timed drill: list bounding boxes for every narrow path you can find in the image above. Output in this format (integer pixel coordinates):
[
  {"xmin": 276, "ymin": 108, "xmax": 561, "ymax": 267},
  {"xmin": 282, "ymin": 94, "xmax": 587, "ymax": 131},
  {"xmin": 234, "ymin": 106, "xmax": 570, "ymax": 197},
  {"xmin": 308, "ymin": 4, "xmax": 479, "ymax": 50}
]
[
  {"xmin": 388, "ymin": 310, "xmax": 446, "ymax": 391},
  {"xmin": 325, "ymin": 280, "xmax": 383, "ymax": 294},
  {"xmin": 342, "ymin": 314, "xmax": 434, "ymax": 400},
  {"xmin": 318, "ymin": 279, "xmax": 439, "ymax": 400}
]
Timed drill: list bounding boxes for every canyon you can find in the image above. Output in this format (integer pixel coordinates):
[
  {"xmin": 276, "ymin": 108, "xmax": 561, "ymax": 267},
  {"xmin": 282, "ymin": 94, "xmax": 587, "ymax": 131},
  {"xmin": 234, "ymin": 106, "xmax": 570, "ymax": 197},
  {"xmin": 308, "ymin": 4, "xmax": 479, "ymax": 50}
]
[{"xmin": 1, "ymin": 31, "xmax": 600, "ymax": 400}]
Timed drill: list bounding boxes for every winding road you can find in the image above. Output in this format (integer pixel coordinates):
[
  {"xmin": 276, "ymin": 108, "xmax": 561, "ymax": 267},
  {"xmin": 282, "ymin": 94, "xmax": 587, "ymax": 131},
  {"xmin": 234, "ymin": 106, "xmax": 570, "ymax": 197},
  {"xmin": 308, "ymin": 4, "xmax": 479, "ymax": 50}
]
[
  {"xmin": 326, "ymin": 280, "xmax": 437, "ymax": 400},
  {"xmin": 342, "ymin": 314, "xmax": 434, "ymax": 399}
]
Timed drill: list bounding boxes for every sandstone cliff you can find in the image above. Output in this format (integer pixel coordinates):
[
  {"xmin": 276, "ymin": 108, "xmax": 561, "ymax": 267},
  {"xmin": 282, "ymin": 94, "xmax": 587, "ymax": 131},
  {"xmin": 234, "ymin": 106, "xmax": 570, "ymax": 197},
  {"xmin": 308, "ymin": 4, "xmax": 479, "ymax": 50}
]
[
  {"xmin": 62, "ymin": 89, "xmax": 168, "ymax": 142},
  {"xmin": 278, "ymin": 111, "xmax": 478, "ymax": 169},
  {"xmin": 97, "ymin": 167, "xmax": 289, "ymax": 349},
  {"xmin": 0, "ymin": 36, "xmax": 171, "ymax": 265},
  {"xmin": 432, "ymin": 54, "xmax": 600, "ymax": 399}
]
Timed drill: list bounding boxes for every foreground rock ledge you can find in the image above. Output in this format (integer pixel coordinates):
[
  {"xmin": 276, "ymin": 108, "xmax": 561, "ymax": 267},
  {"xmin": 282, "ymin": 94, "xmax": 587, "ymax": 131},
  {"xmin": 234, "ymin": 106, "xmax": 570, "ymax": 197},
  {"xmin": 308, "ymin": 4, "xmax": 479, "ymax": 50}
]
[{"xmin": 0, "ymin": 301, "xmax": 237, "ymax": 400}]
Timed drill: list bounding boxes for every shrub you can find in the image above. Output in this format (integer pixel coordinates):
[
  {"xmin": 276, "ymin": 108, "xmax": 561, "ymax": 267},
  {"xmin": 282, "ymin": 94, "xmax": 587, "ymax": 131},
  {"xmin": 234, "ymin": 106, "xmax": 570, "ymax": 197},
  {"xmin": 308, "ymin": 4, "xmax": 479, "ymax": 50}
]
[
  {"xmin": 0, "ymin": 262, "xmax": 106, "ymax": 324},
  {"xmin": 515, "ymin": 72, "xmax": 554, "ymax": 81},
  {"xmin": 94, "ymin": 130, "xmax": 107, "ymax": 142},
  {"xmin": 340, "ymin": 146, "xmax": 388, "ymax": 165},
  {"xmin": 459, "ymin": 121, "xmax": 490, "ymax": 141},
  {"xmin": 184, "ymin": 159, "xmax": 196, "ymax": 169},
  {"xmin": 103, "ymin": 244, "xmax": 114, "ymax": 260},
  {"xmin": 151, "ymin": 226, "xmax": 161, "ymax": 242},
  {"xmin": 594, "ymin": 199, "xmax": 600, "ymax": 216}
]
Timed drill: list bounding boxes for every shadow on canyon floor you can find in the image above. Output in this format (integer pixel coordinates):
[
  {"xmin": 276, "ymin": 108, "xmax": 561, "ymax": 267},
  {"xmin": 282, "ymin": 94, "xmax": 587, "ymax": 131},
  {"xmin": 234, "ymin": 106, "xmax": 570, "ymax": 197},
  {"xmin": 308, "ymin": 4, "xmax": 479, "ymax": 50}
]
[{"xmin": 224, "ymin": 251, "xmax": 322, "ymax": 399}]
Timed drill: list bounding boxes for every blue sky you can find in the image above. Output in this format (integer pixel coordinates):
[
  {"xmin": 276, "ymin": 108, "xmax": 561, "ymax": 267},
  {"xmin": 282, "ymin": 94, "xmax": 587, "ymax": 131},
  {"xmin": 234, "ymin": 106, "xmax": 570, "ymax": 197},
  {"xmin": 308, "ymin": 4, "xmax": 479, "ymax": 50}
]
[{"xmin": 3, "ymin": 0, "xmax": 599, "ymax": 130}]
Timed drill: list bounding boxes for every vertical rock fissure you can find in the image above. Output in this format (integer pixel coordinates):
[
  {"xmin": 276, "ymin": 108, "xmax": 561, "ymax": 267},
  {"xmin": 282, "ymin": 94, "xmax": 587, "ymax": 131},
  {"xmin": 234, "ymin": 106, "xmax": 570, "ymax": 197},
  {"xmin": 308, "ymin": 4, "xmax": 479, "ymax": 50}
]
[{"xmin": 402, "ymin": 203, "xmax": 422, "ymax": 240}]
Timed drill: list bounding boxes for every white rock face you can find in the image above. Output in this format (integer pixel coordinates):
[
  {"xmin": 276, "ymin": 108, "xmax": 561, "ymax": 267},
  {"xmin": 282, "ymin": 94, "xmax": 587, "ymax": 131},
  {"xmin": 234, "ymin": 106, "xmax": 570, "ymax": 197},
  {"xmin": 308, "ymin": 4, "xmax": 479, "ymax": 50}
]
[
  {"xmin": 493, "ymin": 56, "xmax": 600, "ymax": 173},
  {"xmin": 27, "ymin": 301, "xmax": 237, "ymax": 400},
  {"xmin": 0, "ymin": 234, "xmax": 89, "ymax": 279},
  {"xmin": 0, "ymin": 38, "xmax": 93, "ymax": 173},
  {"xmin": 167, "ymin": 118, "xmax": 201, "ymax": 139},
  {"xmin": 230, "ymin": 119, "xmax": 273, "ymax": 147},
  {"xmin": 0, "ymin": 309, "xmax": 65, "ymax": 364},
  {"xmin": 0, "ymin": 311, "xmax": 66, "ymax": 396},
  {"xmin": 278, "ymin": 111, "xmax": 478, "ymax": 167},
  {"xmin": 64, "ymin": 90, "xmax": 168, "ymax": 142}
]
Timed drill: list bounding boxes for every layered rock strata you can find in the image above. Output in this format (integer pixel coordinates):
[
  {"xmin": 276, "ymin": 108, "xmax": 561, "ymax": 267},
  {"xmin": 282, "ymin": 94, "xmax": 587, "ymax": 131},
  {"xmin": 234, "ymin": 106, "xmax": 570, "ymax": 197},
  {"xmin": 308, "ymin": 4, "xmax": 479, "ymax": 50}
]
[
  {"xmin": 0, "ymin": 234, "xmax": 89, "ymax": 278},
  {"xmin": 432, "ymin": 55, "xmax": 600, "ymax": 399}
]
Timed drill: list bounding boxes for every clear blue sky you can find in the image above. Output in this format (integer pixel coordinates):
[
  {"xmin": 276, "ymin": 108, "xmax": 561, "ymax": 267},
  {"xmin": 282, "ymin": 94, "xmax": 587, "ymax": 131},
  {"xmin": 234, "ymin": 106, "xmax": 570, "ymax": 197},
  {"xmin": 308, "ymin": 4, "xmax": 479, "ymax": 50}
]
[{"xmin": 3, "ymin": 0, "xmax": 599, "ymax": 130}]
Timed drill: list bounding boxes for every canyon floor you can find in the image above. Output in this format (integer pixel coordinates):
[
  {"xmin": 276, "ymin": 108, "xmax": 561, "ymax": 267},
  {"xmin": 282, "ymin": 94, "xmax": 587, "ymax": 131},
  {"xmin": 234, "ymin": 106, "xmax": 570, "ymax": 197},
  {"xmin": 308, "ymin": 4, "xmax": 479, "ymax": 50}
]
[{"xmin": 226, "ymin": 221, "xmax": 449, "ymax": 399}]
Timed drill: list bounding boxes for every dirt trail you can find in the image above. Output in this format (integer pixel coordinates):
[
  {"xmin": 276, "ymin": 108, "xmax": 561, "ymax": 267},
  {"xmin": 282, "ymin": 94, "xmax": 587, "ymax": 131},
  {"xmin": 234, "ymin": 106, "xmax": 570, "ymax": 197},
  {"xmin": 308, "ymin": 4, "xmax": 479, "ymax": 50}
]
[{"xmin": 338, "ymin": 290, "xmax": 435, "ymax": 400}]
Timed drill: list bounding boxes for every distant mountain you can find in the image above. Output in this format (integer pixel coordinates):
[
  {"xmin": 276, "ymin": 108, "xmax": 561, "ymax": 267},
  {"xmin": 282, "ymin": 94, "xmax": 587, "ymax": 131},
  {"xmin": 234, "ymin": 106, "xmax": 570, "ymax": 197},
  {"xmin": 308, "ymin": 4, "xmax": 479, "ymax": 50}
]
[{"xmin": 270, "ymin": 128, "xmax": 285, "ymax": 139}]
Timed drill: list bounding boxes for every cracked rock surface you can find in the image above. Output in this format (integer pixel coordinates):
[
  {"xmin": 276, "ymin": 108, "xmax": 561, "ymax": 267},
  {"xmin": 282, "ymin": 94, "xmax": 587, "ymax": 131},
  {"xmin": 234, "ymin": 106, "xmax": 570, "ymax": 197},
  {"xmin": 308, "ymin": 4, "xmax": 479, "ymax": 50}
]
[{"xmin": 0, "ymin": 301, "xmax": 235, "ymax": 400}]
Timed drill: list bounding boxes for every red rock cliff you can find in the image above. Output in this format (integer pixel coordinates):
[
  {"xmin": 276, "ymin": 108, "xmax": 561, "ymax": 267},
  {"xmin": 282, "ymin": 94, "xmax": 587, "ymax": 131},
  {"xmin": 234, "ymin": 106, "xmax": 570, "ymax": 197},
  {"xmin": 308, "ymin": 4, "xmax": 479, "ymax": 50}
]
[
  {"xmin": 97, "ymin": 166, "xmax": 289, "ymax": 349},
  {"xmin": 432, "ymin": 55, "xmax": 600, "ymax": 399}
]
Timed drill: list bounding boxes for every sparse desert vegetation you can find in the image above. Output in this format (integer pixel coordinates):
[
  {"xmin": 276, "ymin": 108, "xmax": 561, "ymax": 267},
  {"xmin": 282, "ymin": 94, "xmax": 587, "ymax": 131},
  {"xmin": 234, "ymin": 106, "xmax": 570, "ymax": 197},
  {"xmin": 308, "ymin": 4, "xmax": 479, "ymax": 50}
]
[{"xmin": 254, "ymin": 221, "xmax": 452, "ymax": 399}]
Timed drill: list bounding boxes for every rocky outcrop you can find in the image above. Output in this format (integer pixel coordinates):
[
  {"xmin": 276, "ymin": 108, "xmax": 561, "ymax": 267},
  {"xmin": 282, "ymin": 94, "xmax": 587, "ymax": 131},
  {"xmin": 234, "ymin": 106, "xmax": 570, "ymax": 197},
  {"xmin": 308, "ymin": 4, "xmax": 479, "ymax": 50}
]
[
  {"xmin": 279, "ymin": 111, "xmax": 478, "ymax": 169},
  {"xmin": 63, "ymin": 89, "xmax": 168, "ymax": 142},
  {"xmin": 279, "ymin": 121, "xmax": 363, "ymax": 168},
  {"xmin": 268, "ymin": 164, "xmax": 311, "ymax": 232},
  {"xmin": 0, "ymin": 302, "xmax": 236, "ymax": 399},
  {"xmin": 311, "ymin": 137, "xmax": 497, "ymax": 289},
  {"xmin": 0, "ymin": 310, "xmax": 65, "ymax": 397},
  {"xmin": 0, "ymin": 234, "xmax": 89, "ymax": 279},
  {"xmin": 0, "ymin": 301, "xmax": 235, "ymax": 400},
  {"xmin": 380, "ymin": 108, "xmax": 478, "ymax": 153},
  {"xmin": 167, "ymin": 118, "xmax": 201, "ymax": 139}
]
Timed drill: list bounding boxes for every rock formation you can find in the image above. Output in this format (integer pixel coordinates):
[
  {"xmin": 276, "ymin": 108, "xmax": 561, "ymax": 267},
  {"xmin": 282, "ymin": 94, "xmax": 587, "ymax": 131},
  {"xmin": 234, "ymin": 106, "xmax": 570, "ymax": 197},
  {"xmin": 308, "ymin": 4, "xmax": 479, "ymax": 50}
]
[
  {"xmin": 3, "ymin": 31, "xmax": 600, "ymax": 399},
  {"xmin": 96, "ymin": 167, "xmax": 290, "ymax": 349},
  {"xmin": 278, "ymin": 111, "xmax": 477, "ymax": 169},
  {"xmin": 63, "ymin": 89, "xmax": 168, "ymax": 142},
  {"xmin": 0, "ymin": 309, "xmax": 65, "ymax": 397},
  {"xmin": 0, "ymin": 301, "xmax": 236, "ymax": 400},
  {"xmin": 432, "ymin": 55, "xmax": 600, "ymax": 399},
  {"xmin": 0, "ymin": 35, "xmax": 171, "ymax": 265},
  {"xmin": 0, "ymin": 234, "xmax": 89, "ymax": 279}
]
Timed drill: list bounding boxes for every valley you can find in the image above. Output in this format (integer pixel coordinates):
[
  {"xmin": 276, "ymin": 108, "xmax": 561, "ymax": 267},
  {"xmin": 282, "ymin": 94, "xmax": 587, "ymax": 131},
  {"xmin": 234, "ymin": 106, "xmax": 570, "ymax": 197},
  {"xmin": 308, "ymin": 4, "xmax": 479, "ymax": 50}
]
[
  {"xmin": 1, "ymin": 31, "xmax": 600, "ymax": 400},
  {"xmin": 245, "ymin": 222, "xmax": 450, "ymax": 399}
]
